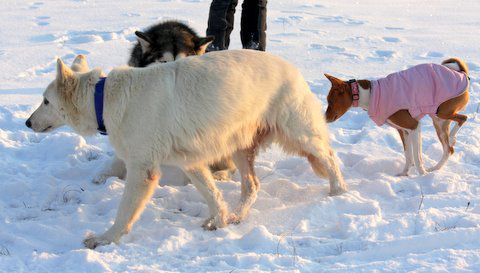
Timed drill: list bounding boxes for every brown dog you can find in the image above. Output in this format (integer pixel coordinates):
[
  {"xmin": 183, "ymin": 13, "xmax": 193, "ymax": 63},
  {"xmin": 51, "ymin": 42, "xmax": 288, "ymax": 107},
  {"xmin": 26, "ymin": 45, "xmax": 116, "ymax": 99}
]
[{"xmin": 325, "ymin": 58, "xmax": 470, "ymax": 176}]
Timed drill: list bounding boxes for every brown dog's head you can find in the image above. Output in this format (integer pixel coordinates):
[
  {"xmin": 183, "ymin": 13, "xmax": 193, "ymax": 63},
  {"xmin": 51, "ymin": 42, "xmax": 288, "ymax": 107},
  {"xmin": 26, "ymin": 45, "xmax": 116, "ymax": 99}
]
[{"xmin": 324, "ymin": 74, "xmax": 353, "ymax": 123}]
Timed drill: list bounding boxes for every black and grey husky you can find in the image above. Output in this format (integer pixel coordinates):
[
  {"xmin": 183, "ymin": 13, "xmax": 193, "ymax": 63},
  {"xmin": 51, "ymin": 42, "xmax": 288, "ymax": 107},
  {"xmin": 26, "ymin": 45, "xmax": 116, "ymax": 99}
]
[{"xmin": 128, "ymin": 21, "xmax": 214, "ymax": 67}]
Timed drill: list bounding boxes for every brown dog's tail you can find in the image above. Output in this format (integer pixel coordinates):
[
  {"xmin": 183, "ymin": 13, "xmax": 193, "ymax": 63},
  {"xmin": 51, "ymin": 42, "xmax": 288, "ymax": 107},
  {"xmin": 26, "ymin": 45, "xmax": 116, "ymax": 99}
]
[{"xmin": 442, "ymin": 57, "xmax": 469, "ymax": 75}]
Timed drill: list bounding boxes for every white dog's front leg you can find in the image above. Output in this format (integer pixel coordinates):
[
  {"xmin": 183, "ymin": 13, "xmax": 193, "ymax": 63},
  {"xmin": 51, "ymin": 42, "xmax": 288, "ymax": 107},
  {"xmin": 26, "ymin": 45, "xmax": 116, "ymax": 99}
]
[
  {"xmin": 93, "ymin": 155, "xmax": 127, "ymax": 184},
  {"xmin": 410, "ymin": 125, "xmax": 427, "ymax": 175},
  {"xmin": 184, "ymin": 166, "xmax": 229, "ymax": 230},
  {"xmin": 84, "ymin": 163, "xmax": 160, "ymax": 249}
]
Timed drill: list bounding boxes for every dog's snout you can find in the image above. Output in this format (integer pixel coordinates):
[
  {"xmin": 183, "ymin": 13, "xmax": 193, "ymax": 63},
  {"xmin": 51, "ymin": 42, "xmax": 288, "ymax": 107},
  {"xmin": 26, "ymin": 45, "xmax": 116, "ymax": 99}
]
[{"xmin": 25, "ymin": 119, "xmax": 32, "ymax": 128}]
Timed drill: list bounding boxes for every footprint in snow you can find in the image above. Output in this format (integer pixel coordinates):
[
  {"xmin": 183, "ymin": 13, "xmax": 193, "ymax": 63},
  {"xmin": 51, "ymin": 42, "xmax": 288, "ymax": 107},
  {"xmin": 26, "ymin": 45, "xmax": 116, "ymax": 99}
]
[
  {"xmin": 417, "ymin": 51, "xmax": 445, "ymax": 60},
  {"xmin": 30, "ymin": 34, "xmax": 56, "ymax": 43},
  {"xmin": 385, "ymin": 26, "xmax": 405, "ymax": 31},
  {"xmin": 29, "ymin": 2, "xmax": 44, "ymax": 9},
  {"xmin": 368, "ymin": 50, "xmax": 397, "ymax": 61},
  {"xmin": 30, "ymin": 29, "xmax": 131, "ymax": 45},
  {"xmin": 299, "ymin": 28, "xmax": 325, "ymax": 35},
  {"xmin": 21, "ymin": 53, "xmax": 77, "ymax": 77},
  {"xmin": 338, "ymin": 52, "xmax": 361, "ymax": 60},
  {"xmin": 309, "ymin": 43, "xmax": 346, "ymax": 52},
  {"xmin": 299, "ymin": 4, "xmax": 326, "ymax": 9},
  {"xmin": 467, "ymin": 62, "xmax": 480, "ymax": 72},
  {"xmin": 382, "ymin": 37, "xmax": 401, "ymax": 43},
  {"xmin": 274, "ymin": 15, "xmax": 304, "ymax": 25},
  {"xmin": 34, "ymin": 16, "xmax": 50, "ymax": 26},
  {"xmin": 310, "ymin": 44, "xmax": 360, "ymax": 60},
  {"xmin": 316, "ymin": 15, "xmax": 365, "ymax": 26},
  {"xmin": 73, "ymin": 48, "xmax": 90, "ymax": 55},
  {"xmin": 122, "ymin": 12, "xmax": 141, "ymax": 17}
]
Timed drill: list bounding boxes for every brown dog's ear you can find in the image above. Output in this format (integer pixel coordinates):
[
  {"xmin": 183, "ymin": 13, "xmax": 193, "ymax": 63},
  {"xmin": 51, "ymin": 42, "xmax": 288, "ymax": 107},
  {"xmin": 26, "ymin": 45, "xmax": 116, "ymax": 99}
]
[
  {"xmin": 324, "ymin": 74, "xmax": 343, "ymax": 86},
  {"xmin": 56, "ymin": 58, "xmax": 75, "ymax": 84}
]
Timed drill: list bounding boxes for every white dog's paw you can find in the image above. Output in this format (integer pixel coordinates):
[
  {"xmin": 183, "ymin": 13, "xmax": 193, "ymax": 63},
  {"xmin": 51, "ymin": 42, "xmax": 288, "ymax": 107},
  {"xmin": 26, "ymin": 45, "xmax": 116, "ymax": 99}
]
[
  {"xmin": 417, "ymin": 168, "xmax": 428, "ymax": 176},
  {"xmin": 92, "ymin": 174, "xmax": 110, "ymax": 184},
  {"xmin": 83, "ymin": 234, "xmax": 113, "ymax": 249},
  {"xmin": 202, "ymin": 214, "xmax": 228, "ymax": 230},
  {"xmin": 426, "ymin": 166, "xmax": 440, "ymax": 172},
  {"xmin": 227, "ymin": 213, "xmax": 241, "ymax": 225},
  {"xmin": 212, "ymin": 170, "xmax": 231, "ymax": 181},
  {"xmin": 329, "ymin": 184, "xmax": 347, "ymax": 196},
  {"xmin": 396, "ymin": 171, "xmax": 409, "ymax": 177}
]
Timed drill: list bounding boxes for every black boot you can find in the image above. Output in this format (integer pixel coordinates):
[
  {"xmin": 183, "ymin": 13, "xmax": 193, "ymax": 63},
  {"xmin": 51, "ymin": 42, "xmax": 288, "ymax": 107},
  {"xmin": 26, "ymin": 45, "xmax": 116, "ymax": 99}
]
[
  {"xmin": 240, "ymin": 0, "xmax": 267, "ymax": 51},
  {"xmin": 206, "ymin": 0, "xmax": 239, "ymax": 50}
]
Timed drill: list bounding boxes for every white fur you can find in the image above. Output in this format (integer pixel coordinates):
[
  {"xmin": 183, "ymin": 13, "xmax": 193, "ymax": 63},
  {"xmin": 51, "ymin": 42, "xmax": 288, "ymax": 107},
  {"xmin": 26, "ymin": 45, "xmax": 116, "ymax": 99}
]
[
  {"xmin": 443, "ymin": 62, "xmax": 461, "ymax": 71},
  {"xmin": 28, "ymin": 50, "xmax": 347, "ymax": 249},
  {"xmin": 357, "ymin": 84, "xmax": 370, "ymax": 110}
]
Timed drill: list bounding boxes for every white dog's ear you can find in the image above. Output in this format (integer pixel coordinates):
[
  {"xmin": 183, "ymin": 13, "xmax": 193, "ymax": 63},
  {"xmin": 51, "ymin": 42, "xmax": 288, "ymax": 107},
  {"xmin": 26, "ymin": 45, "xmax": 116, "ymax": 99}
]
[
  {"xmin": 71, "ymin": 55, "xmax": 89, "ymax": 73},
  {"xmin": 56, "ymin": 58, "xmax": 75, "ymax": 84},
  {"xmin": 135, "ymin": 31, "xmax": 152, "ymax": 53}
]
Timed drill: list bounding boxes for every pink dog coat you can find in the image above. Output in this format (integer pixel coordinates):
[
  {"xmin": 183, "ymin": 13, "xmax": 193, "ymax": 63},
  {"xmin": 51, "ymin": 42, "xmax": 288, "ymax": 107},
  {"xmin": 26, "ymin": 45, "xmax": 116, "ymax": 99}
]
[{"xmin": 368, "ymin": 63, "xmax": 469, "ymax": 126}]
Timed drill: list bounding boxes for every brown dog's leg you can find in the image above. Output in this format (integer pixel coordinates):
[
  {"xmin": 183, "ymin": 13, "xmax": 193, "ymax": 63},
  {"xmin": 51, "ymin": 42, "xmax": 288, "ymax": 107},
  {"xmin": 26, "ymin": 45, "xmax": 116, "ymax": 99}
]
[
  {"xmin": 396, "ymin": 129, "xmax": 413, "ymax": 176},
  {"xmin": 446, "ymin": 113, "xmax": 467, "ymax": 146},
  {"xmin": 428, "ymin": 115, "xmax": 452, "ymax": 172},
  {"xmin": 398, "ymin": 129, "xmax": 406, "ymax": 151},
  {"xmin": 388, "ymin": 110, "xmax": 426, "ymax": 175},
  {"xmin": 436, "ymin": 91, "xmax": 469, "ymax": 147}
]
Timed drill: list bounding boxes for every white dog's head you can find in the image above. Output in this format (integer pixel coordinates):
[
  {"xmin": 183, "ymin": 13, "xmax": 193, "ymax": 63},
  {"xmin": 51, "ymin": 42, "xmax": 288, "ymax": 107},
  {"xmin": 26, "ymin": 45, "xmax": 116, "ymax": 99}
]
[{"xmin": 26, "ymin": 55, "xmax": 97, "ymax": 134}]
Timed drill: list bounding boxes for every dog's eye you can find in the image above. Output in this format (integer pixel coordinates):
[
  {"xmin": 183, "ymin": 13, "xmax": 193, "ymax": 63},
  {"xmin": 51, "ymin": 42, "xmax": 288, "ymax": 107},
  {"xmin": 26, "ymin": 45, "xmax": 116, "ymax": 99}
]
[{"xmin": 43, "ymin": 98, "xmax": 49, "ymax": 105}]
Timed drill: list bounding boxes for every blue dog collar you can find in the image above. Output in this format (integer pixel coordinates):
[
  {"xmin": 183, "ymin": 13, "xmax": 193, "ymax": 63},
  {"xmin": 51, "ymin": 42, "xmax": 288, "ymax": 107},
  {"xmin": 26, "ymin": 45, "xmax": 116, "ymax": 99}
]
[{"xmin": 94, "ymin": 77, "xmax": 107, "ymax": 135}]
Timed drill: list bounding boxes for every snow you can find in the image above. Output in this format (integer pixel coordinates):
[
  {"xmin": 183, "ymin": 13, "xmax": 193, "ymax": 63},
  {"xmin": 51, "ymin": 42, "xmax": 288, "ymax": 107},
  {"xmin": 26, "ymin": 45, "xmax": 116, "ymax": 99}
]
[{"xmin": 1, "ymin": 0, "xmax": 480, "ymax": 272}]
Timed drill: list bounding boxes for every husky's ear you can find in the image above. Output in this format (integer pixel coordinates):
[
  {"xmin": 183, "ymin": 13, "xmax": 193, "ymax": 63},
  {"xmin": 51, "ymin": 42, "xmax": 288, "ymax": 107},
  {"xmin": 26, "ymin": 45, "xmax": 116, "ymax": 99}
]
[
  {"xmin": 135, "ymin": 31, "xmax": 153, "ymax": 53},
  {"xmin": 71, "ymin": 55, "xmax": 89, "ymax": 73},
  {"xmin": 195, "ymin": 36, "xmax": 214, "ymax": 55},
  {"xmin": 56, "ymin": 58, "xmax": 75, "ymax": 85}
]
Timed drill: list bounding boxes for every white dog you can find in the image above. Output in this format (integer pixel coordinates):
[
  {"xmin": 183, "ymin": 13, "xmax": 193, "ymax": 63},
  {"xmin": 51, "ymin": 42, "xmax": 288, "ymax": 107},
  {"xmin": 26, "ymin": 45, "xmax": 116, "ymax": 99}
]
[{"xmin": 26, "ymin": 51, "xmax": 347, "ymax": 249}]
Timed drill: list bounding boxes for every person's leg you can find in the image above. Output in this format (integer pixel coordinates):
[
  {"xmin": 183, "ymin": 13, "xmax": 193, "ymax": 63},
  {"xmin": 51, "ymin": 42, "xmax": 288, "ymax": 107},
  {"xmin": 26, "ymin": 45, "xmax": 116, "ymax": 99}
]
[
  {"xmin": 257, "ymin": 0, "xmax": 267, "ymax": 51},
  {"xmin": 224, "ymin": 0, "xmax": 238, "ymax": 49},
  {"xmin": 206, "ymin": 0, "xmax": 236, "ymax": 50},
  {"xmin": 240, "ymin": 0, "xmax": 267, "ymax": 51}
]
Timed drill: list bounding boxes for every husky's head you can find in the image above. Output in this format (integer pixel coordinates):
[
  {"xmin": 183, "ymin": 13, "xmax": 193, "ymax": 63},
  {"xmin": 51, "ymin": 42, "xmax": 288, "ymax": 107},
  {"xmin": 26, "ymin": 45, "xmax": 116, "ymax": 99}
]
[
  {"xmin": 128, "ymin": 21, "xmax": 213, "ymax": 67},
  {"xmin": 26, "ymin": 55, "xmax": 100, "ymax": 135}
]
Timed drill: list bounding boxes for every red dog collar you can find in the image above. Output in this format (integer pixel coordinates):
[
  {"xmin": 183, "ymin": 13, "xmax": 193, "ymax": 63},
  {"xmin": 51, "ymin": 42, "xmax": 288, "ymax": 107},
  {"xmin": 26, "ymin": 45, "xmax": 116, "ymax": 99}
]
[{"xmin": 348, "ymin": 80, "xmax": 359, "ymax": 107}]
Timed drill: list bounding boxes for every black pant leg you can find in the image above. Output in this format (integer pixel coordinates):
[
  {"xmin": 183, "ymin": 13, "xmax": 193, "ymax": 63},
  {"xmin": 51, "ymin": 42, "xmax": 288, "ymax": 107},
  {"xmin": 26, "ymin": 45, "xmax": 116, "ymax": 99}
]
[
  {"xmin": 240, "ymin": 0, "xmax": 267, "ymax": 51},
  {"xmin": 224, "ymin": 0, "xmax": 238, "ymax": 48},
  {"xmin": 206, "ymin": 0, "xmax": 237, "ymax": 49}
]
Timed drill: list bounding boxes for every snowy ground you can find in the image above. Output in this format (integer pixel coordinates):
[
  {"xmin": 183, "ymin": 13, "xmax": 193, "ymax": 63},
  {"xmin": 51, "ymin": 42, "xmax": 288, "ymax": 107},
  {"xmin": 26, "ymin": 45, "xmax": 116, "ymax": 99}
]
[{"xmin": 1, "ymin": 0, "xmax": 480, "ymax": 272}]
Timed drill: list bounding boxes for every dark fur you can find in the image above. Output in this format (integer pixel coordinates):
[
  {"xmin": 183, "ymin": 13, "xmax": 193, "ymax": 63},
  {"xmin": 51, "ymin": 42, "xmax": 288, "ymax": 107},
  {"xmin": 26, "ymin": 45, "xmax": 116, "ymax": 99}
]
[{"xmin": 128, "ymin": 21, "xmax": 213, "ymax": 67}]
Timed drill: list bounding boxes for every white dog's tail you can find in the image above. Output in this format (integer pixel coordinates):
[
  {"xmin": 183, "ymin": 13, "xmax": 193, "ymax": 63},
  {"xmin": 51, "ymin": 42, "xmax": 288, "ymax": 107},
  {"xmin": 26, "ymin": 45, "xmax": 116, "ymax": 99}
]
[{"xmin": 442, "ymin": 57, "xmax": 469, "ymax": 75}]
